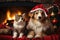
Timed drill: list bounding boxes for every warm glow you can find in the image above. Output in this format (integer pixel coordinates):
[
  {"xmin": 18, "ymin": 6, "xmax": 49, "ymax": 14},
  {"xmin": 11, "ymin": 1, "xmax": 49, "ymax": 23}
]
[
  {"xmin": 7, "ymin": 10, "xmax": 15, "ymax": 20},
  {"xmin": 7, "ymin": 10, "xmax": 11, "ymax": 20},
  {"xmin": 52, "ymin": 18, "xmax": 58, "ymax": 23},
  {"xmin": 2, "ymin": 10, "xmax": 22, "ymax": 24},
  {"xmin": 17, "ymin": 11, "xmax": 21, "ymax": 15},
  {"xmin": 2, "ymin": 19, "xmax": 7, "ymax": 24},
  {"xmin": 53, "ymin": 19, "xmax": 56, "ymax": 23},
  {"xmin": 51, "ymin": 12, "xmax": 55, "ymax": 16}
]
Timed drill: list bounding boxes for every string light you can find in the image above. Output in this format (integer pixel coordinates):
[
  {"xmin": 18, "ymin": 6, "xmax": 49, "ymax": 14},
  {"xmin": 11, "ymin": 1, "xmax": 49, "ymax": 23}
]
[
  {"xmin": 52, "ymin": 18, "xmax": 58, "ymax": 23},
  {"xmin": 51, "ymin": 12, "xmax": 55, "ymax": 16}
]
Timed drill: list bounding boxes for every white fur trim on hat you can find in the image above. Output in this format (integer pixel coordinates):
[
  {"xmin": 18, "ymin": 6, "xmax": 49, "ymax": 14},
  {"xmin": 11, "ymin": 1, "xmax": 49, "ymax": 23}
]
[{"xmin": 30, "ymin": 8, "xmax": 47, "ymax": 17}]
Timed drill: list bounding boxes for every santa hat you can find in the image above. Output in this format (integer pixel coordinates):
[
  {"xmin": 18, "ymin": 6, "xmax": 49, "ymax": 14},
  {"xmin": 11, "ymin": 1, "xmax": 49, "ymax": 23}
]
[{"xmin": 30, "ymin": 4, "xmax": 48, "ymax": 17}]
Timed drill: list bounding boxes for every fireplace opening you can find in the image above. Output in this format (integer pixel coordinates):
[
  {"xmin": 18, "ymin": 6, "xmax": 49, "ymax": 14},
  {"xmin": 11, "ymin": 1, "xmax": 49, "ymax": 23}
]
[{"xmin": 0, "ymin": 6, "xmax": 32, "ymax": 24}]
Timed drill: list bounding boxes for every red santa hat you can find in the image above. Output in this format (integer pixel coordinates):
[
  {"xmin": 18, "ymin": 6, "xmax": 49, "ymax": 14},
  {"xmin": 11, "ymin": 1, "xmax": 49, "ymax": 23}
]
[{"xmin": 30, "ymin": 4, "xmax": 48, "ymax": 17}]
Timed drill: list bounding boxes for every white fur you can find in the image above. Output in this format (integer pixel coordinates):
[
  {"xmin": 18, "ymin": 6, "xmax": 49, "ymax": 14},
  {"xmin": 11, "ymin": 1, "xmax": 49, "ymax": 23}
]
[
  {"xmin": 27, "ymin": 35, "xmax": 33, "ymax": 38},
  {"xmin": 28, "ymin": 19, "xmax": 50, "ymax": 38},
  {"xmin": 13, "ymin": 21, "xmax": 24, "ymax": 29},
  {"xmin": 27, "ymin": 19, "xmax": 43, "ymax": 34},
  {"xmin": 35, "ymin": 35, "xmax": 41, "ymax": 38},
  {"xmin": 13, "ymin": 31, "xmax": 17, "ymax": 38},
  {"xmin": 27, "ymin": 18, "xmax": 43, "ymax": 38},
  {"xmin": 27, "ymin": 10, "xmax": 49, "ymax": 38},
  {"xmin": 35, "ymin": 10, "xmax": 42, "ymax": 19},
  {"xmin": 19, "ymin": 33, "xmax": 23, "ymax": 38},
  {"xmin": 13, "ymin": 14, "xmax": 25, "ymax": 38}
]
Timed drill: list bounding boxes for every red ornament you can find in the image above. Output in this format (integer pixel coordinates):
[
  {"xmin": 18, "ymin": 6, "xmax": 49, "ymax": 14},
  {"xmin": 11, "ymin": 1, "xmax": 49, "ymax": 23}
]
[{"xmin": 52, "ymin": 18, "xmax": 58, "ymax": 24}]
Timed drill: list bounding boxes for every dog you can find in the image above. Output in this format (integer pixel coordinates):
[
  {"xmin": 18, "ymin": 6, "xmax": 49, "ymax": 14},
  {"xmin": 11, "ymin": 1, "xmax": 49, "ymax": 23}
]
[
  {"xmin": 13, "ymin": 13, "xmax": 26, "ymax": 38},
  {"xmin": 27, "ymin": 10, "xmax": 53, "ymax": 38}
]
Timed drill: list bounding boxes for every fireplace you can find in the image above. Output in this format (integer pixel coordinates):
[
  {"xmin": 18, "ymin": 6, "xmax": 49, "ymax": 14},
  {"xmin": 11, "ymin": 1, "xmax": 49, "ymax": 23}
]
[{"xmin": 0, "ymin": 6, "xmax": 32, "ymax": 24}]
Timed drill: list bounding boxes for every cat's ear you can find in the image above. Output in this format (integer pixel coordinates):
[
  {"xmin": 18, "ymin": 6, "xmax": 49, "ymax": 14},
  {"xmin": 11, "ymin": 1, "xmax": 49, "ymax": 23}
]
[{"xmin": 22, "ymin": 13, "xmax": 25, "ymax": 17}]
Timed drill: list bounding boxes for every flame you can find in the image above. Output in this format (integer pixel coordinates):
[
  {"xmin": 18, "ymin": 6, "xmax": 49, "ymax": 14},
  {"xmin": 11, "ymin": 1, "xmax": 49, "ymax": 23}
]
[
  {"xmin": 2, "ymin": 10, "xmax": 21, "ymax": 24},
  {"xmin": 7, "ymin": 10, "xmax": 11, "ymax": 20},
  {"xmin": 17, "ymin": 11, "xmax": 21, "ymax": 15},
  {"xmin": 7, "ymin": 10, "xmax": 15, "ymax": 20},
  {"xmin": 2, "ymin": 19, "xmax": 7, "ymax": 24}
]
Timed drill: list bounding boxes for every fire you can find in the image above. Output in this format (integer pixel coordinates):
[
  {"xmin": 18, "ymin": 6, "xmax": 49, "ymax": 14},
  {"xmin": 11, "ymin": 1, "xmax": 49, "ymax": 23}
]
[
  {"xmin": 2, "ymin": 19, "xmax": 7, "ymax": 24},
  {"xmin": 17, "ymin": 11, "xmax": 21, "ymax": 15},
  {"xmin": 6, "ymin": 10, "xmax": 16, "ymax": 20},
  {"xmin": 2, "ymin": 10, "xmax": 21, "ymax": 24}
]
